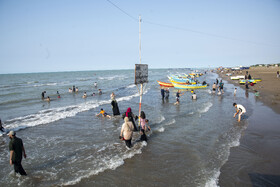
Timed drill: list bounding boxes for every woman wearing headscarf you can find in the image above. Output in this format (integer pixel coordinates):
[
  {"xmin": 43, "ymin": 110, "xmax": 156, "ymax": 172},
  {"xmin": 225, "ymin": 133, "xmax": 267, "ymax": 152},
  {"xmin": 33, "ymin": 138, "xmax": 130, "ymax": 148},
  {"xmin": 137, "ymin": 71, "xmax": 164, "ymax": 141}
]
[
  {"xmin": 119, "ymin": 117, "xmax": 134, "ymax": 148},
  {"xmin": 122, "ymin": 107, "xmax": 138, "ymax": 131},
  {"xmin": 110, "ymin": 92, "xmax": 120, "ymax": 116}
]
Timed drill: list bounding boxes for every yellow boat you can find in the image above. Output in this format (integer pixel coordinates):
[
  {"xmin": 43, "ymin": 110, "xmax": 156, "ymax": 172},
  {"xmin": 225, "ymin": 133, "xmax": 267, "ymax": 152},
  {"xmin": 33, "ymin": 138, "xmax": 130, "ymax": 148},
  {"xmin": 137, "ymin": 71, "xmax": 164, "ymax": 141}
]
[
  {"xmin": 172, "ymin": 83, "xmax": 208, "ymax": 89},
  {"xmin": 169, "ymin": 78, "xmax": 197, "ymax": 85}
]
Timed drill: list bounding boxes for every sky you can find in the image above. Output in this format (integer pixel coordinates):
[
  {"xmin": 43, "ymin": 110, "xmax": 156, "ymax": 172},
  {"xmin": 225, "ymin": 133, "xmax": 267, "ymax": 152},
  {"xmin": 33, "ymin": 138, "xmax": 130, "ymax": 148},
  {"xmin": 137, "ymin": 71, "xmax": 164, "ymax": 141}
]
[{"xmin": 0, "ymin": 0, "xmax": 280, "ymax": 74}]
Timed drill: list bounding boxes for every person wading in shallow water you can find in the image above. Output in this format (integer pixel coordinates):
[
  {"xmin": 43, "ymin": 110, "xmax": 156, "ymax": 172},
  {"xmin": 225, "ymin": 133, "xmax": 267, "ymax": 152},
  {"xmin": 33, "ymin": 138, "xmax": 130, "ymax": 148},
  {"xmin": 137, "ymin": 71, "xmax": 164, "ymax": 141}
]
[
  {"xmin": 119, "ymin": 117, "xmax": 134, "ymax": 148},
  {"xmin": 8, "ymin": 131, "xmax": 27, "ymax": 176},
  {"xmin": 233, "ymin": 103, "xmax": 246, "ymax": 122}
]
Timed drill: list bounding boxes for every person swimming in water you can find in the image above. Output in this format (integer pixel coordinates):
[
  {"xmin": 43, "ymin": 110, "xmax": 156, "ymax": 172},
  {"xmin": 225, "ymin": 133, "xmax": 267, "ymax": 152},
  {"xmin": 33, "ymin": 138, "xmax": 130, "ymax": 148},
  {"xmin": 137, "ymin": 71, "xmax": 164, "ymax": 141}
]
[
  {"xmin": 96, "ymin": 108, "xmax": 111, "ymax": 119},
  {"xmin": 98, "ymin": 89, "xmax": 102, "ymax": 95},
  {"xmin": 45, "ymin": 96, "xmax": 51, "ymax": 102},
  {"xmin": 82, "ymin": 92, "xmax": 87, "ymax": 98}
]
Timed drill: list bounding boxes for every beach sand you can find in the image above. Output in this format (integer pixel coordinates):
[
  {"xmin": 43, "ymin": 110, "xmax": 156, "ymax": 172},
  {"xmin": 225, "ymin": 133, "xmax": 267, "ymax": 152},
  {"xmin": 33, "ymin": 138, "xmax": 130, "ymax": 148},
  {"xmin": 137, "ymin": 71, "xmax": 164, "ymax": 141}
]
[
  {"xmin": 218, "ymin": 66, "xmax": 280, "ymax": 186},
  {"xmin": 219, "ymin": 66, "xmax": 280, "ymax": 114}
]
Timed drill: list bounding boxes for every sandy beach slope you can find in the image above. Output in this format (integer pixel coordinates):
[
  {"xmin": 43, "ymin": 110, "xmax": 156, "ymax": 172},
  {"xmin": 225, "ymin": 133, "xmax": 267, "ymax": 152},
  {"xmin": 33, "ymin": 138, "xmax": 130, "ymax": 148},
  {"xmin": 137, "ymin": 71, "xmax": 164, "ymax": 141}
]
[
  {"xmin": 219, "ymin": 66, "xmax": 280, "ymax": 114},
  {"xmin": 218, "ymin": 67, "xmax": 280, "ymax": 186}
]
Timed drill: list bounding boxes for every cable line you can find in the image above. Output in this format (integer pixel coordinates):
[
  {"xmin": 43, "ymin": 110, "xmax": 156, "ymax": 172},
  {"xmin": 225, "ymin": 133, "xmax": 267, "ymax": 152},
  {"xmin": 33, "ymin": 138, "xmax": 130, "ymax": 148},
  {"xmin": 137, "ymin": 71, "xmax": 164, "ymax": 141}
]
[
  {"xmin": 106, "ymin": 0, "xmax": 138, "ymax": 22},
  {"xmin": 105, "ymin": 0, "xmax": 279, "ymax": 47}
]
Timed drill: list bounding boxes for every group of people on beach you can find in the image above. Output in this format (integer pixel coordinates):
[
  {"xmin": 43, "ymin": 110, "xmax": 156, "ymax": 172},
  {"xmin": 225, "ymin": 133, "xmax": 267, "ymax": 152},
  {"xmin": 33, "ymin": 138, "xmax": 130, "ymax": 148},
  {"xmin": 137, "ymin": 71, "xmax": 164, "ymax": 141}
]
[
  {"xmin": 95, "ymin": 91, "xmax": 151, "ymax": 149},
  {"xmin": 41, "ymin": 84, "xmax": 105, "ymax": 101},
  {"xmin": 212, "ymin": 78, "xmax": 224, "ymax": 95},
  {"xmin": 160, "ymin": 87, "xmax": 197, "ymax": 105}
]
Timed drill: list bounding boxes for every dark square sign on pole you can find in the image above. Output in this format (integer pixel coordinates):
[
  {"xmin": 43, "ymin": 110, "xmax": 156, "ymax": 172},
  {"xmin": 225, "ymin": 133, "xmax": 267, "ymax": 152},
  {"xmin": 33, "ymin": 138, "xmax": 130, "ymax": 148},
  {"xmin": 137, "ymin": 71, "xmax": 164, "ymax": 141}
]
[{"xmin": 135, "ymin": 64, "xmax": 148, "ymax": 84}]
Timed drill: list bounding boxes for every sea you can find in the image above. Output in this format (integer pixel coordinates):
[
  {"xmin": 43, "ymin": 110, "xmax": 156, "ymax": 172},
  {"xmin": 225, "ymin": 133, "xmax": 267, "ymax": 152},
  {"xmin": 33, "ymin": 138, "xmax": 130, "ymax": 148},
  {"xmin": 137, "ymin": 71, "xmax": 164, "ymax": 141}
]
[{"xmin": 0, "ymin": 69, "xmax": 255, "ymax": 186}]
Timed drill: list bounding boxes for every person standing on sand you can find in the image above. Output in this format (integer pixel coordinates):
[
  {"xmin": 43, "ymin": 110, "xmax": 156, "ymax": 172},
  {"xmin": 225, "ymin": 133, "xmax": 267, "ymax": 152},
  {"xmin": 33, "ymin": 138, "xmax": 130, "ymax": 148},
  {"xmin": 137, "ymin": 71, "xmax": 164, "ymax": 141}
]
[
  {"xmin": 248, "ymin": 74, "xmax": 252, "ymax": 80},
  {"xmin": 8, "ymin": 131, "xmax": 27, "ymax": 176},
  {"xmin": 277, "ymin": 71, "xmax": 279, "ymax": 78},
  {"xmin": 233, "ymin": 103, "xmax": 246, "ymax": 122}
]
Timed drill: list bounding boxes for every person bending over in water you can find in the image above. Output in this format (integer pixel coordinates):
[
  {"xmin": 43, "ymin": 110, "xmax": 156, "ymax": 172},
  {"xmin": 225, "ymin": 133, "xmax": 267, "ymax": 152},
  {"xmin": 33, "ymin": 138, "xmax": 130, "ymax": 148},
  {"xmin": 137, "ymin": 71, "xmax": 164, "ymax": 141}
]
[
  {"xmin": 139, "ymin": 111, "xmax": 151, "ymax": 142},
  {"xmin": 119, "ymin": 117, "xmax": 134, "ymax": 148},
  {"xmin": 233, "ymin": 103, "xmax": 246, "ymax": 122},
  {"xmin": 96, "ymin": 108, "xmax": 111, "ymax": 119}
]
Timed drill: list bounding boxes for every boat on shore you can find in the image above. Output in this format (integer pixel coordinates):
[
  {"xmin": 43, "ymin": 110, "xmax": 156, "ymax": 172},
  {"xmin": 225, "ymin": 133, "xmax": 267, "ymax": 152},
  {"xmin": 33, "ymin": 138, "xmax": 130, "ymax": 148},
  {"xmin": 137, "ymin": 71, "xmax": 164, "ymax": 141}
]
[
  {"xmin": 172, "ymin": 83, "xmax": 208, "ymax": 89},
  {"xmin": 230, "ymin": 75, "xmax": 245, "ymax": 80},
  {"xmin": 157, "ymin": 81, "xmax": 174, "ymax": 87}
]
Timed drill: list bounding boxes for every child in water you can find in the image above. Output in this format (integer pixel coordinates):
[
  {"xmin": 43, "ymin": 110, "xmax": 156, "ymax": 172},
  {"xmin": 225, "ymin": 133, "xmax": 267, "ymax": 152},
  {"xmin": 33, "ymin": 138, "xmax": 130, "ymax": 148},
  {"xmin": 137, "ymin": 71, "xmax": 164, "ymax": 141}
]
[
  {"xmin": 96, "ymin": 108, "xmax": 111, "ymax": 119},
  {"xmin": 234, "ymin": 88, "xmax": 237, "ymax": 96},
  {"xmin": 139, "ymin": 111, "xmax": 151, "ymax": 142}
]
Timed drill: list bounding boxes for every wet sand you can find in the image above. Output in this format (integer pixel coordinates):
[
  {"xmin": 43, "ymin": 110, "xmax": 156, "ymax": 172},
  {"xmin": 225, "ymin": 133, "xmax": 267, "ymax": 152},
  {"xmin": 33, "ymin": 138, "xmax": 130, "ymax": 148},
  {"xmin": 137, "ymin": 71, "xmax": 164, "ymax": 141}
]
[
  {"xmin": 218, "ymin": 66, "xmax": 280, "ymax": 114},
  {"xmin": 218, "ymin": 67, "xmax": 280, "ymax": 186}
]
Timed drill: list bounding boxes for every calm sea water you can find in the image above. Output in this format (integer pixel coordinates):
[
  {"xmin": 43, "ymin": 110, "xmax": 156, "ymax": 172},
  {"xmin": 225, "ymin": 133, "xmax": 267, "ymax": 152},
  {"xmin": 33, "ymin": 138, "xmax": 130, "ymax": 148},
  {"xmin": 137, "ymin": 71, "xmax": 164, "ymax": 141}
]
[{"xmin": 0, "ymin": 69, "xmax": 253, "ymax": 186}]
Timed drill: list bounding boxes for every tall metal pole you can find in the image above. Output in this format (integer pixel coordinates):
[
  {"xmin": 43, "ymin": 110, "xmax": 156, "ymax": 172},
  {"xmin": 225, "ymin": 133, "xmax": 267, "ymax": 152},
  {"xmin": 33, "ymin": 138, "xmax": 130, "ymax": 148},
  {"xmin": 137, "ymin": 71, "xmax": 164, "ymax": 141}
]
[
  {"xmin": 139, "ymin": 15, "xmax": 141, "ymax": 65},
  {"xmin": 138, "ymin": 15, "xmax": 143, "ymax": 128}
]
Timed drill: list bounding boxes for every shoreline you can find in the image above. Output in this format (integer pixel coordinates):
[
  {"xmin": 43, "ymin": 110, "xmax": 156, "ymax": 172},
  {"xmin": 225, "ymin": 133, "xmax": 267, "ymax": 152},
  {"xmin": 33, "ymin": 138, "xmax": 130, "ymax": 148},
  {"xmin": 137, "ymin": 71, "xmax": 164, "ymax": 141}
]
[
  {"xmin": 217, "ymin": 66, "xmax": 280, "ymax": 114},
  {"xmin": 218, "ymin": 67, "xmax": 280, "ymax": 186}
]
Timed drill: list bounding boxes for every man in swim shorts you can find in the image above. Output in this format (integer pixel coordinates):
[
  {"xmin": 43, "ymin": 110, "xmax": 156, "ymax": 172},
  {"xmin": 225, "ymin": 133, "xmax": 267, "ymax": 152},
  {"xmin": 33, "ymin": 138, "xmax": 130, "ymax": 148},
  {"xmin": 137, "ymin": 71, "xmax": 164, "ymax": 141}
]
[{"xmin": 233, "ymin": 103, "xmax": 246, "ymax": 122}]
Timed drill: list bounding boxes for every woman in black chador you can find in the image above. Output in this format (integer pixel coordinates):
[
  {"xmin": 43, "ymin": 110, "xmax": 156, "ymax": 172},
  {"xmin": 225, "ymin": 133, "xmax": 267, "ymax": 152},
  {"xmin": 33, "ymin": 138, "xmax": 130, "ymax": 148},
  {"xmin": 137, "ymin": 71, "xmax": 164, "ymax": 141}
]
[{"xmin": 111, "ymin": 99, "xmax": 120, "ymax": 116}]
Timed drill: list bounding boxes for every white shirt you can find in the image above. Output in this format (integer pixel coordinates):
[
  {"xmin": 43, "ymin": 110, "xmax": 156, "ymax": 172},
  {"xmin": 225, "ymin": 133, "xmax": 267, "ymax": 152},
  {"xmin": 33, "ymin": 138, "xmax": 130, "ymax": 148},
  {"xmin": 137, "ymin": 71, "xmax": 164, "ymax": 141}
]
[{"xmin": 237, "ymin": 104, "xmax": 246, "ymax": 113}]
